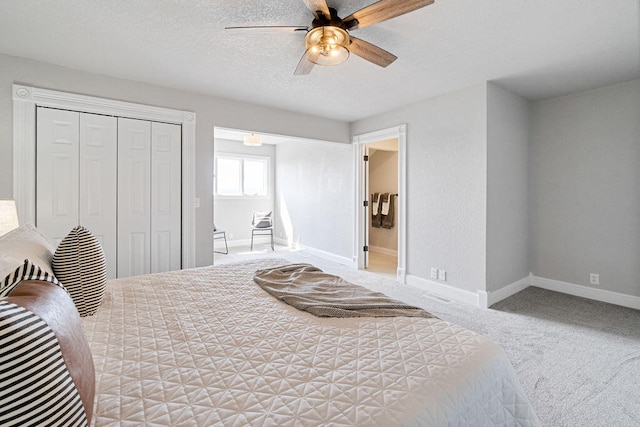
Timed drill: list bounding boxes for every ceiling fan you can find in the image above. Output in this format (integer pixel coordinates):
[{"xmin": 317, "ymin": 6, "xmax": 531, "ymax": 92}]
[{"xmin": 225, "ymin": 0, "xmax": 434, "ymax": 75}]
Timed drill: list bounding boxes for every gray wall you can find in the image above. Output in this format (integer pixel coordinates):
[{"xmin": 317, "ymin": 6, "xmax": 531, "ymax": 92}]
[
  {"xmin": 213, "ymin": 138, "xmax": 275, "ymax": 248},
  {"xmin": 530, "ymin": 79, "xmax": 640, "ymax": 296},
  {"xmin": 275, "ymin": 140, "xmax": 353, "ymax": 259},
  {"xmin": 351, "ymin": 84, "xmax": 488, "ymax": 293},
  {"xmin": 486, "ymin": 82, "xmax": 531, "ymax": 291},
  {"xmin": 0, "ymin": 54, "xmax": 351, "ymax": 267},
  {"xmin": 369, "ymin": 149, "xmax": 398, "ymax": 252}
]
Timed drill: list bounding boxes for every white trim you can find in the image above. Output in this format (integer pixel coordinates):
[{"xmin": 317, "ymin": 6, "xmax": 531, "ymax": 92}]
[
  {"xmin": 403, "ymin": 271, "xmax": 640, "ymax": 310},
  {"xmin": 405, "ymin": 274, "xmax": 485, "ymax": 307},
  {"xmin": 353, "ymin": 124, "xmax": 407, "ymax": 282},
  {"xmin": 220, "ymin": 237, "xmax": 356, "ymax": 268},
  {"xmin": 274, "ymin": 237, "xmax": 290, "ymax": 247},
  {"xmin": 532, "ymin": 276, "xmax": 640, "ymax": 311},
  {"xmin": 301, "ymin": 245, "xmax": 357, "ymax": 269},
  {"xmin": 12, "ymin": 84, "xmax": 196, "ymax": 269},
  {"xmin": 224, "ymin": 237, "xmax": 273, "ymax": 248},
  {"xmin": 487, "ymin": 274, "xmax": 532, "ymax": 307},
  {"xmin": 353, "ymin": 142, "xmax": 365, "ymax": 269},
  {"xmin": 397, "ymin": 267, "xmax": 406, "ymax": 283},
  {"xmin": 369, "ymin": 245, "xmax": 398, "ymax": 257}
]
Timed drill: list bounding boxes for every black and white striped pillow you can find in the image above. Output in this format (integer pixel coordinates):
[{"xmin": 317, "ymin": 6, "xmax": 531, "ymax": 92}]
[
  {"xmin": 0, "ymin": 301, "xmax": 88, "ymax": 426},
  {"xmin": 52, "ymin": 226, "xmax": 106, "ymax": 317},
  {"xmin": 0, "ymin": 258, "xmax": 64, "ymax": 297}
]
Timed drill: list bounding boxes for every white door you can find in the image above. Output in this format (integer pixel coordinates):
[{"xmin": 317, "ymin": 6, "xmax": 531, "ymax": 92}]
[
  {"xmin": 117, "ymin": 118, "xmax": 151, "ymax": 277},
  {"xmin": 79, "ymin": 113, "xmax": 117, "ymax": 279},
  {"xmin": 150, "ymin": 122, "xmax": 181, "ymax": 273},
  {"xmin": 363, "ymin": 145, "xmax": 370, "ymax": 269},
  {"xmin": 36, "ymin": 107, "xmax": 79, "ymax": 244}
]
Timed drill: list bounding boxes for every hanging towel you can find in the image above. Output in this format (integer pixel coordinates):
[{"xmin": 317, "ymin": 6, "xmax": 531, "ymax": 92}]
[
  {"xmin": 372, "ymin": 192, "xmax": 380, "ymax": 213},
  {"xmin": 380, "ymin": 193, "xmax": 390, "ymax": 215},
  {"xmin": 371, "ymin": 193, "xmax": 382, "ymax": 228},
  {"xmin": 382, "ymin": 194, "xmax": 395, "ymax": 229}
]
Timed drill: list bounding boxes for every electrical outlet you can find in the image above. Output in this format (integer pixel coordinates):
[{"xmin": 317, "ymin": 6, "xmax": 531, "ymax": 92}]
[
  {"xmin": 589, "ymin": 273, "xmax": 599, "ymax": 285},
  {"xmin": 228, "ymin": 233, "xmax": 233, "ymax": 240},
  {"xmin": 430, "ymin": 268, "xmax": 438, "ymax": 279},
  {"xmin": 194, "ymin": 197, "xmax": 200, "ymax": 208},
  {"xmin": 438, "ymin": 270, "xmax": 447, "ymax": 281}
]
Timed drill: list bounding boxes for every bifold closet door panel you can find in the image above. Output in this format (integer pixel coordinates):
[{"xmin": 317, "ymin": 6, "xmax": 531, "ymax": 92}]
[
  {"xmin": 79, "ymin": 113, "xmax": 117, "ymax": 279},
  {"xmin": 36, "ymin": 107, "xmax": 79, "ymax": 244},
  {"xmin": 117, "ymin": 118, "xmax": 151, "ymax": 278},
  {"xmin": 151, "ymin": 122, "xmax": 182, "ymax": 273}
]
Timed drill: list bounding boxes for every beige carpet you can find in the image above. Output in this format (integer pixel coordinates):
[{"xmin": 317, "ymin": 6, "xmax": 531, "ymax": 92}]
[{"xmin": 214, "ymin": 250, "xmax": 640, "ymax": 426}]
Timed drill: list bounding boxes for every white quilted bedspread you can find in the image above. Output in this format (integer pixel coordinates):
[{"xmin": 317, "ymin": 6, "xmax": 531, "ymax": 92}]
[{"xmin": 82, "ymin": 259, "xmax": 539, "ymax": 426}]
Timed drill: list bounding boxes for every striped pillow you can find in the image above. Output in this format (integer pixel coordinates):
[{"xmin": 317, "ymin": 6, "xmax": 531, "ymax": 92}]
[
  {"xmin": 0, "ymin": 301, "xmax": 89, "ymax": 426},
  {"xmin": 52, "ymin": 226, "xmax": 106, "ymax": 317},
  {"xmin": 0, "ymin": 258, "xmax": 64, "ymax": 297}
]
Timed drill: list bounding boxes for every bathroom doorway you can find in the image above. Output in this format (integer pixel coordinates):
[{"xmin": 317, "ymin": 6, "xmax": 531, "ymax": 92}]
[{"xmin": 353, "ymin": 125, "xmax": 407, "ymax": 282}]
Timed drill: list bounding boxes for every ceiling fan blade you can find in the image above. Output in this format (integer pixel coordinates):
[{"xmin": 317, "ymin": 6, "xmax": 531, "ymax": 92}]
[
  {"xmin": 349, "ymin": 36, "xmax": 397, "ymax": 67},
  {"xmin": 302, "ymin": 0, "xmax": 331, "ymax": 20},
  {"xmin": 343, "ymin": 0, "xmax": 434, "ymax": 30},
  {"xmin": 225, "ymin": 25, "xmax": 308, "ymax": 34},
  {"xmin": 294, "ymin": 51, "xmax": 317, "ymax": 75}
]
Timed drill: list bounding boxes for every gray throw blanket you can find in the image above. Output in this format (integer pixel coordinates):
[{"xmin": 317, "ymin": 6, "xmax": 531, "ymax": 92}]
[{"xmin": 253, "ymin": 263, "xmax": 434, "ymax": 318}]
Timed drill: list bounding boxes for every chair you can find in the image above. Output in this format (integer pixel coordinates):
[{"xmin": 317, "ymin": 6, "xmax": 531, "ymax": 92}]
[
  {"xmin": 250, "ymin": 211, "xmax": 274, "ymax": 251},
  {"xmin": 213, "ymin": 223, "xmax": 228, "ymax": 254}
]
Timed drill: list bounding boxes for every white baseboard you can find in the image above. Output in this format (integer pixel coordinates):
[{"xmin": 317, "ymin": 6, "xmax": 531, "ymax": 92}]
[
  {"xmin": 274, "ymin": 237, "xmax": 289, "ymax": 247},
  {"xmin": 221, "ymin": 237, "xmax": 272, "ymax": 248},
  {"xmin": 300, "ymin": 245, "xmax": 357, "ymax": 269},
  {"xmin": 220, "ymin": 237, "xmax": 355, "ymax": 269},
  {"xmin": 405, "ymin": 274, "xmax": 485, "ymax": 307},
  {"xmin": 394, "ymin": 270, "xmax": 640, "ymax": 311},
  {"xmin": 487, "ymin": 275, "xmax": 532, "ymax": 307},
  {"xmin": 532, "ymin": 276, "xmax": 640, "ymax": 311},
  {"xmin": 369, "ymin": 246, "xmax": 398, "ymax": 257}
]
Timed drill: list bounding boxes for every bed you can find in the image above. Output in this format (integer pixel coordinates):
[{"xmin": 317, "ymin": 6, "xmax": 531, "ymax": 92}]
[
  {"xmin": 1, "ymin": 223, "xmax": 538, "ymax": 425},
  {"xmin": 80, "ymin": 258, "xmax": 540, "ymax": 426}
]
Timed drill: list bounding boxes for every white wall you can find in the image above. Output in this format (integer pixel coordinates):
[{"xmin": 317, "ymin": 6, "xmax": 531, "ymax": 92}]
[
  {"xmin": 369, "ymin": 149, "xmax": 398, "ymax": 252},
  {"xmin": 0, "ymin": 54, "xmax": 351, "ymax": 267},
  {"xmin": 351, "ymin": 84, "xmax": 488, "ymax": 293},
  {"xmin": 486, "ymin": 82, "xmax": 531, "ymax": 292},
  {"xmin": 530, "ymin": 79, "xmax": 640, "ymax": 297},
  {"xmin": 213, "ymin": 138, "xmax": 275, "ymax": 247},
  {"xmin": 275, "ymin": 140, "xmax": 353, "ymax": 260}
]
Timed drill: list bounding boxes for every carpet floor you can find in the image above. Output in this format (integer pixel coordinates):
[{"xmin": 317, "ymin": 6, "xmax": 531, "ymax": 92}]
[{"xmin": 214, "ymin": 249, "xmax": 640, "ymax": 426}]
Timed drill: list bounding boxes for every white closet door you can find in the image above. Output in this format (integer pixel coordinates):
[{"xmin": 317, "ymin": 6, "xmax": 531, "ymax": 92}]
[
  {"xmin": 79, "ymin": 113, "xmax": 117, "ymax": 279},
  {"xmin": 151, "ymin": 122, "xmax": 182, "ymax": 273},
  {"xmin": 36, "ymin": 107, "xmax": 79, "ymax": 244},
  {"xmin": 117, "ymin": 118, "xmax": 151, "ymax": 277}
]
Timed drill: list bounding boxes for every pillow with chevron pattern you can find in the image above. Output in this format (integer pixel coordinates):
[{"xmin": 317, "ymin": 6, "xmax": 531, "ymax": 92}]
[{"xmin": 52, "ymin": 225, "xmax": 107, "ymax": 317}]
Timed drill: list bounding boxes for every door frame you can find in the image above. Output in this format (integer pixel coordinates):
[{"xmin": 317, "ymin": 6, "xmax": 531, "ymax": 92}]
[
  {"xmin": 352, "ymin": 124, "xmax": 407, "ymax": 282},
  {"xmin": 12, "ymin": 84, "xmax": 197, "ymax": 269}
]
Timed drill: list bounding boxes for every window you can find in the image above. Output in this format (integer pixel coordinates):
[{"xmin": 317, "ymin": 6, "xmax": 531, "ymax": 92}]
[{"xmin": 214, "ymin": 153, "xmax": 269, "ymax": 197}]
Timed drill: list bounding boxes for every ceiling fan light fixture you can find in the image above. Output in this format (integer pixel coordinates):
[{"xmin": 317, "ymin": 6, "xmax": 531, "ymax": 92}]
[
  {"xmin": 305, "ymin": 26, "xmax": 350, "ymax": 66},
  {"xmin": 243, "ymin": 133, "xmax": 262, "ymax": 146}
]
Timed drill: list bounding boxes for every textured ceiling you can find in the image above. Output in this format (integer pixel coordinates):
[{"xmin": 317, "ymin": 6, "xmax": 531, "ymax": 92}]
[{"xmin": 1, "ymin": 0, "xmax": 638, "ymax": 122}]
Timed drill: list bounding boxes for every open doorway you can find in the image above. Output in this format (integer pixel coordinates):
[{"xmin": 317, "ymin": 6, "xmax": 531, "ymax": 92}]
[
  {"xmin": 213, "ymin": 127, "xmax": 354, "ymax": 266},
  {"xmin": 367, "ymin": 139, "xmax": 399, "ymax": 277},
  {"xmin": 353, "ymin": 125, "xmax": 407, "ymax": 282}
]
